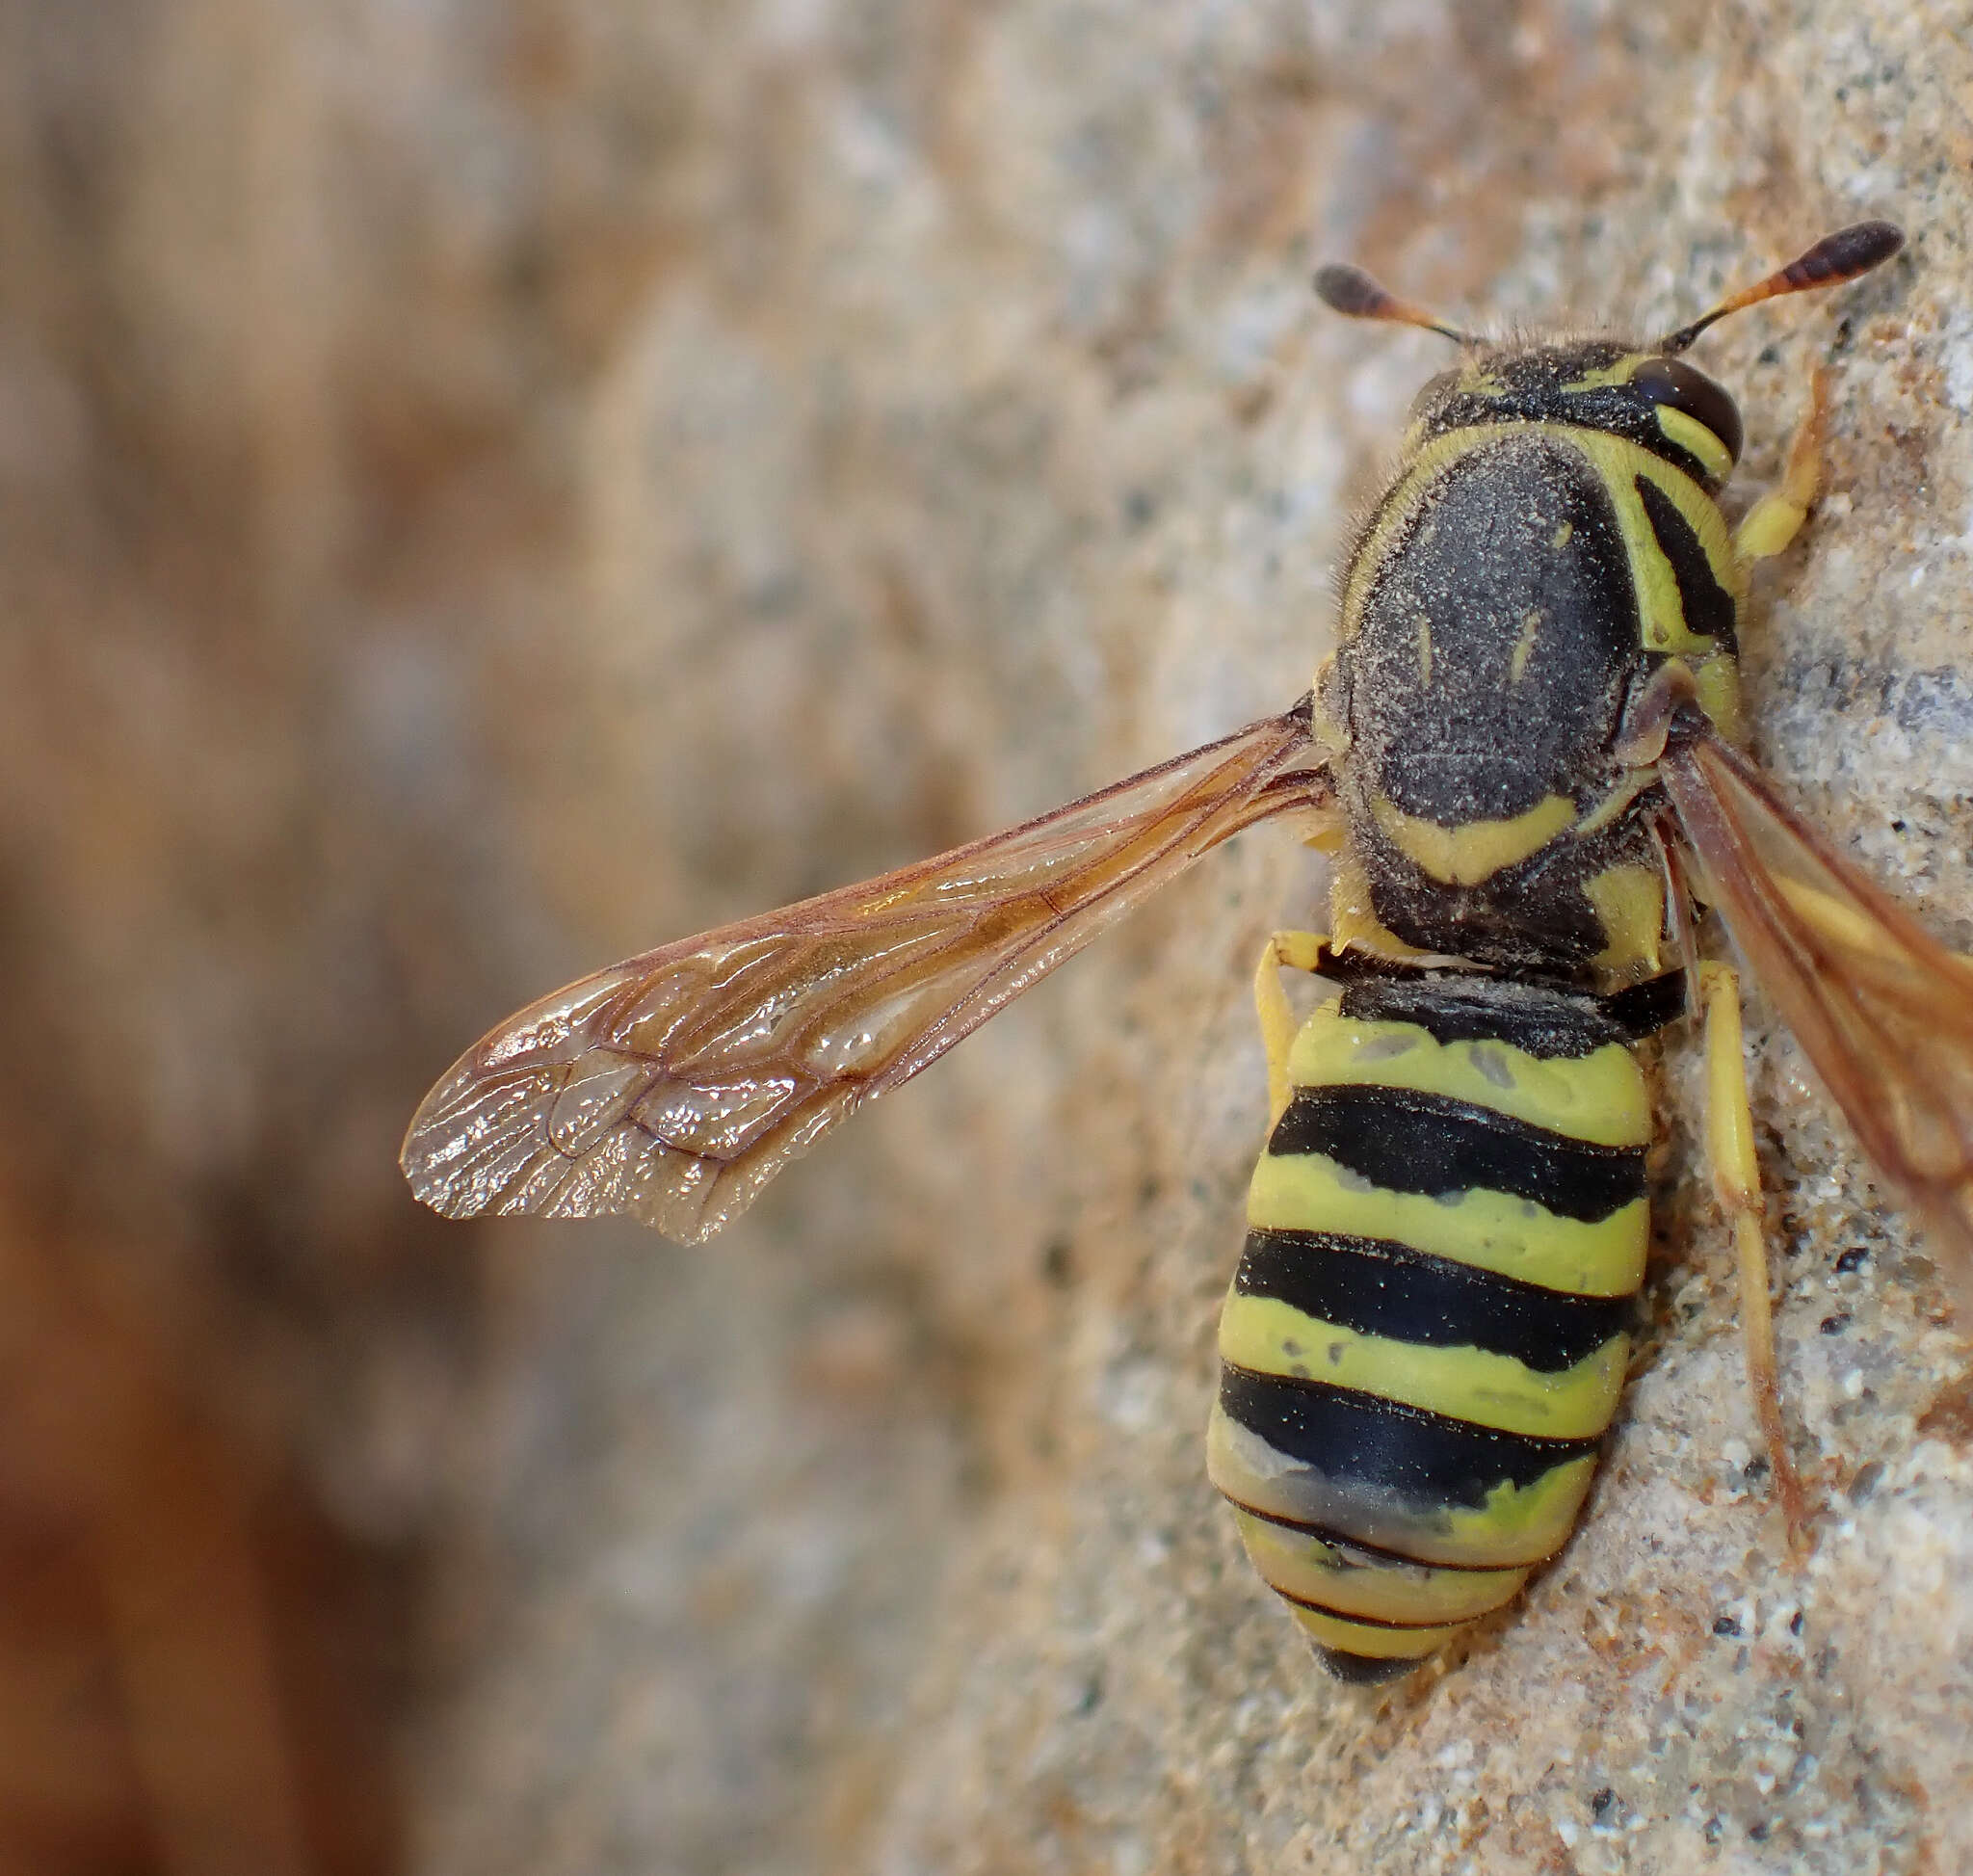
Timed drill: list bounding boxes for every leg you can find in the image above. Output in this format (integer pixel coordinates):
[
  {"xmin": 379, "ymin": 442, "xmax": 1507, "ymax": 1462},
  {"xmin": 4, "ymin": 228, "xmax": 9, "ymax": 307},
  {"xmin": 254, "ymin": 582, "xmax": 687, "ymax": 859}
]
[
  {"xmin": 1734, "ymin": 367, "xmax": 1829, "ymax": 566},
  {"xmin": 1254, "ymin": 931, "xmax": 1330, "ymax": 1132},
  {"xmin": 1697, "ymin": 960, "xmax": 1808, "ymax": 1547}
]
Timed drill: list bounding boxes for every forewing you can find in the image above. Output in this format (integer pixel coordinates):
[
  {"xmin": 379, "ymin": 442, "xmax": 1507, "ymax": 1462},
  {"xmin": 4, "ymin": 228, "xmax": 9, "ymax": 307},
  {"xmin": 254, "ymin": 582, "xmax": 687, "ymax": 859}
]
[
  {"xmin": 1663, "ymin": 727, "xmax": 1973, "ymax": 1306},
  {"xmin": 403, "ymin": 704, "xmax": 1331, "ymax": 1242}
]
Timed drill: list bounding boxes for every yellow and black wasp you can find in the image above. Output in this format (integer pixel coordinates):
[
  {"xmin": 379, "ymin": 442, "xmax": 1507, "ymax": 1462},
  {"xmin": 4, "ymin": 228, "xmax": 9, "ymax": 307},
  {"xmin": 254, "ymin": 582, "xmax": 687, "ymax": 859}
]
[{"xmin": 404, "ymin": 220, "xmax": 1972, "ymax": 1680}]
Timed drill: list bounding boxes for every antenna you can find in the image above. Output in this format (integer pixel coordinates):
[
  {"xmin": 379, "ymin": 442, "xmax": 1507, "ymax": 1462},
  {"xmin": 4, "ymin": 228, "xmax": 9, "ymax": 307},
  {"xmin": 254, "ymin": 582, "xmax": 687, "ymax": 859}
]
[
  {"xmin": 1656, "ymin": 221, "xmax": 1904, "ymax": 355},
  {"xmin": 1313, "ymin": 263, "xmax": 1472, "ymax": 347}
]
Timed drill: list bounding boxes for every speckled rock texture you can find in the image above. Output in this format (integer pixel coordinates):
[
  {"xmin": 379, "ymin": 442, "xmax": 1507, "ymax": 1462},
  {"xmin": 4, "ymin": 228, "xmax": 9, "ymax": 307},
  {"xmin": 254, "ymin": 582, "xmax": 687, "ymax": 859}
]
[{"xmin": 4, "ymin": 3, "xmax": 1970, "ymax": 1874}]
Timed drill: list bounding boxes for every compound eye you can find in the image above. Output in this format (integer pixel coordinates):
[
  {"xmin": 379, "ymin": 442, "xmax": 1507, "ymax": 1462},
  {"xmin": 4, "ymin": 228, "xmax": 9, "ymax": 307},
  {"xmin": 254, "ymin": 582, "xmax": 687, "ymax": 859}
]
[
  {"xmin": 1407, "ymin": 368, "xmax": 1460, "ymax": 421},
  {"xmin": 1631, "ymin": 356, "xmax": 1743, "ymax": 464}
]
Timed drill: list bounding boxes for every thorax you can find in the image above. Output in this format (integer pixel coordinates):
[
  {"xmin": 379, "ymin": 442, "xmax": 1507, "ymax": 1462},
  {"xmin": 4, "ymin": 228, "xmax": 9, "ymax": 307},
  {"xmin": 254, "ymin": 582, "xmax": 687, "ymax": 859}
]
[{"xmin": 1314, "ymin": 423, "xmax": 1743, "ymax": 989}]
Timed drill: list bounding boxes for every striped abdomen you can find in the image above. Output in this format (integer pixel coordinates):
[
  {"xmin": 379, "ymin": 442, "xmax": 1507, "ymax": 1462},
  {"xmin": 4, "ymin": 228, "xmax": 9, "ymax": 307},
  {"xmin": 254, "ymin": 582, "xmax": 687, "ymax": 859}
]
[{"xmin": 1206, "ymin": 972, "xmax": 1652, "ymax": 1679}]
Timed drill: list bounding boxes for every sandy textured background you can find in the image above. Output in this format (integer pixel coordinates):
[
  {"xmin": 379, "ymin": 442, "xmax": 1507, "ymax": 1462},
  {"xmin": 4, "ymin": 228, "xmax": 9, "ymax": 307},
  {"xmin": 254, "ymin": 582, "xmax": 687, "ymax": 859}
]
[{"xmin": 2, "ymin": 3, "xmax": 1969, "ymax": 1873}]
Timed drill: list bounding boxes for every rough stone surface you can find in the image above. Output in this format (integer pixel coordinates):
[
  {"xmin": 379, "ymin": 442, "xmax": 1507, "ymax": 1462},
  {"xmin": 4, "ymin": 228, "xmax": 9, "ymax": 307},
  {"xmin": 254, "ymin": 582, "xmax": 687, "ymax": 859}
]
[{"xmin": 4, "ymin": 4, "xmax": 1971, "ymax": 1874}]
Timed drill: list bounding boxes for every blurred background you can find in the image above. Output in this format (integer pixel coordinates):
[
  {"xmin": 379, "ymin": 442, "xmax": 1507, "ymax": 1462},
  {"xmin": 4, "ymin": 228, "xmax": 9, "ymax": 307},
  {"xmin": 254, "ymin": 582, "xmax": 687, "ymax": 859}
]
[{"xmin": 3, "ymin": 4, "xmax": 1970, "ymax": 1874}]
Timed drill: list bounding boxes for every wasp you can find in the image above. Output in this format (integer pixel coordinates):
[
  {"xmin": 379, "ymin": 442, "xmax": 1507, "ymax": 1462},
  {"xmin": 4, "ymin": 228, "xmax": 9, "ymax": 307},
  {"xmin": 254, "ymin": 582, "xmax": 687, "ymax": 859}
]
[{"xmin": 405, "ymin": 220, "xmax": 1969, "ymax": 1680}]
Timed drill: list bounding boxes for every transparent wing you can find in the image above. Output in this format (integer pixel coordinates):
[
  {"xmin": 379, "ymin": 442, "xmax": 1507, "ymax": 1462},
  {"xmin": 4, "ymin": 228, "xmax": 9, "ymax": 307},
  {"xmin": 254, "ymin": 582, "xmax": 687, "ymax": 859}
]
[
  {"xmin": 1662, "ymin": 725, "xmax": 1973, "ymax": 1307},
  {"xmin": 403, "ymin": 702, "xmax": 1333, "ymax": 1243}
]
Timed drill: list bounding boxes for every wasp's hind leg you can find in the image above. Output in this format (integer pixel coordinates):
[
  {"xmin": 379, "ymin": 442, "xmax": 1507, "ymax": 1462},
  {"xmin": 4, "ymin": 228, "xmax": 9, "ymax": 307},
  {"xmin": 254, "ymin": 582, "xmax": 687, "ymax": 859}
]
[
  {"xmin": 1254, "ymin": 931, "xmax": 1332, "ymax": 1132},
  {"xmin": 1697, "ymin": 960, "xmax": 1810, "ymax": 1549},
  {"xmin": 1734, "ymin": 367, "xmax": 1830, "ymax": 567}
]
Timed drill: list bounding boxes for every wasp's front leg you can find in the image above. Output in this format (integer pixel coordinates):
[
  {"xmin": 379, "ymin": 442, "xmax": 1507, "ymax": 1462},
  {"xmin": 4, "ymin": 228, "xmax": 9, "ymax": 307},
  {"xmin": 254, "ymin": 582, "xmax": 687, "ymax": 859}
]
[{"xmin": 1734, "ymin": 367, "xmax": 1829, "ymax": 568}]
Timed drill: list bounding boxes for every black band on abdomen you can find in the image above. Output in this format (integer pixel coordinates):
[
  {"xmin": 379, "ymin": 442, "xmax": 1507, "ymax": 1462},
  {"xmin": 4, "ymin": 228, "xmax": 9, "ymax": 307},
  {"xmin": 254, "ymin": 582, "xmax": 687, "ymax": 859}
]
[
  {"xmin": 1216, "ymin": 1363, "xmax": 1601, "ymax": 1508},
  {"xmin": 1268, "ymin": 1084, "xmax": 1645, "ymax": 1222},
  {"xmin": 1338, "ymin": 973, "xmax": 1622, "ymax": 1058},
  {"xmin": 1234, "ymin": 1228, "xmax": 1632, "ymax": 1371}
]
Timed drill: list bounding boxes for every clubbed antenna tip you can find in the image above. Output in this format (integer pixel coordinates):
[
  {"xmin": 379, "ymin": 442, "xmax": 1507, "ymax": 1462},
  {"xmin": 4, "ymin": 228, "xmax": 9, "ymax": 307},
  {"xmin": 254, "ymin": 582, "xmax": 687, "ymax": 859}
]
[
  {"xmin": 1313, "ymin": 262, "xmax": 1471, "ymax": 346},
  {"xmin": 1657, "ymin": 221, "xmax": 1905, "ymax": 355}
]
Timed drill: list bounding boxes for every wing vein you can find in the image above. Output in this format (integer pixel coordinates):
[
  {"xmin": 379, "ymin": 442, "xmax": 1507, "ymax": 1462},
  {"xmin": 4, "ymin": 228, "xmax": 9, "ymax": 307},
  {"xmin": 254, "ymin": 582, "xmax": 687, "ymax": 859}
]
[{"xmin": 403, "ymin": 700, "xmax": 1333, "ymax": 1241}]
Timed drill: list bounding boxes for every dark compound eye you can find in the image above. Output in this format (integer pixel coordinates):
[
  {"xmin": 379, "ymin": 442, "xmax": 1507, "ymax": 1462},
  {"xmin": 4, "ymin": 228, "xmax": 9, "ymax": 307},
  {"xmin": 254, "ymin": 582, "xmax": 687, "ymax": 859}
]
[
  {"xmin": 1407, "ymin": 368, "xmax": 1461, "ymax": 420},
  {"xmin": 1631, "ymin": 356, "xmax": 1743, "ymax": 464}
]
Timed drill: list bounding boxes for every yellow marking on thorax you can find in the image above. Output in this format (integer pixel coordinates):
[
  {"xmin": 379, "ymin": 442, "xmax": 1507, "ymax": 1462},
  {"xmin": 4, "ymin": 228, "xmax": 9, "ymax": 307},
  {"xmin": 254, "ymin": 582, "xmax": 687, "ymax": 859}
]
[
  {"xmin": 1582, "ymin": 862, "xmax": 1668, "ymax": 983},
  {"xmin": 1286, "ymin": 999, "xmax": 1651, "ymax": 1146},
  {"xmin": 1219, "ymin": 1290, "xmax": 1629, "ymax": 1439},
  {"xmin": 1510, "ymin": 610, "xmax": 1541, "ymax": 682},
  {"xmin": 1416, "ymin": 614, "xmax": 1434, "ymax": 685},
  {"xmin": 1247, "ymin": 1154, "xmax": 1648, "ymax": 1297},
  {"xmin": 1573, "ymin": 770, "xmax": 1654, "ymax": 839},
  {"xmin": 1371, "ymin": 789, "xmax": 1576, "ymax": 886},
  {"xmin": 1341, "ymin": 422, "xmax": 1742, "ymax": 670},
  {"xmin": 1563, "ymin": 429, "xmax": 1744, "ymax": 655}
]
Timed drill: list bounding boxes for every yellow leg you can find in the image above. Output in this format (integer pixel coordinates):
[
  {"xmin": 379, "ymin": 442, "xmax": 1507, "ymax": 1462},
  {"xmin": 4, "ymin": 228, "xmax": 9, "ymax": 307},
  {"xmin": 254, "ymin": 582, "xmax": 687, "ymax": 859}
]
[
  {"xmin": 1733, "ymin": 367, "xmax": 1829, "ymax": 566},
  {"xmin": 1698, "ymin": 961, "xmax": 1808, "ymax": 1548},
  {"xmin": 1254, "ymin": 930, "xmax": 1330, "ymax": 1131}
]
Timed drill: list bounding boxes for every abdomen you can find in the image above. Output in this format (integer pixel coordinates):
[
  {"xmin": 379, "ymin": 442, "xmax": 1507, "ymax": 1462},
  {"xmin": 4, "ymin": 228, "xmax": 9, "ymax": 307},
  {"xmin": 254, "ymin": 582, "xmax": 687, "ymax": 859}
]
[{"xmin": 1205, "ymin": 971, "xmax": 1651, "ymax": 1678}]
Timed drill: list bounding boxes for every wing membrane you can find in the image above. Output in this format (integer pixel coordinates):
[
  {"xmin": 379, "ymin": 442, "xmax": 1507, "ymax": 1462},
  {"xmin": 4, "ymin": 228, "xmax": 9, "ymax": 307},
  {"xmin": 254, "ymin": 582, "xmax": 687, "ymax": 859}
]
[
  {"xmin": 404, "ymin": 703, "xmax": 1331, "ymax": 1242},
  {"xmin": 1663, "ymin": 727, "xmax": 1973, "ymax": 1305}
]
